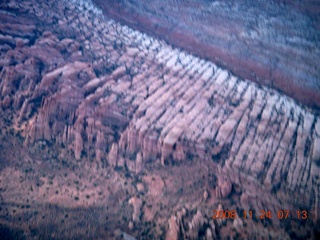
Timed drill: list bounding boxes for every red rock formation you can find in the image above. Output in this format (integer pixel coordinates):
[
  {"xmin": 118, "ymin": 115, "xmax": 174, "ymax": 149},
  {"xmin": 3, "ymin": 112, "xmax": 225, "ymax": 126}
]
[
  {"xmin": 0, "ymin": 0, "xmax": 319, "ymax": 239},
  {"xmin": 93, "ymin": 0, "xmax": 320, "ymax": 109}
]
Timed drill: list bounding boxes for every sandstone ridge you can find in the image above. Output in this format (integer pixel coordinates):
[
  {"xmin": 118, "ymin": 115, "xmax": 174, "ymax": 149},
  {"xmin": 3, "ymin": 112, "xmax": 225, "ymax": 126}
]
[{"xmin": 0, "ymin": 0, "xmax": 319, "ymax": 239}]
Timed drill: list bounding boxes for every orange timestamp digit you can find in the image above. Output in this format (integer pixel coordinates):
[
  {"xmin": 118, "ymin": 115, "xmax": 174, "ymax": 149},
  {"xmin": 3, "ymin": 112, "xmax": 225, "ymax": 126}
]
[
  {"xmin": 212, "ymin": 210, "xmax": 237, "ymax": 219},
  {"xmin": 296, "ymin": 210, "xmax": 308, "ymax": 220},
  {"xmin": 242, "ymin": 210, "xmax": 253, "ymax": 219},
  {"xmin": 212, "ymin": 210, "xmax": 254, "ymax": 219},
  {"xmin": 260, "ymin": 210, "xmax": 272, "ymax": 219},
  {"xmin": 277, "ymin": 210, "xmax": 290, "ymax": 219},
  {"xmin": 261, "ymin": 210, "xmax": 309, "ymax": 220},
  {"xmin": 212, "ymin": 209, "xmax": 308, "ymax": 220}
]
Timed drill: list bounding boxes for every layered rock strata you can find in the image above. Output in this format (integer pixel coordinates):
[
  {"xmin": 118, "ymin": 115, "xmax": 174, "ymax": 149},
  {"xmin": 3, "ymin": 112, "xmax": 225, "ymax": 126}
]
[
  {"xmin": 0, "ymin": 0, "xmax": 319, "ymax": 239},
  {"xmin": 93, "ymin": 0, "xmax": 320, "ymax": 109}
]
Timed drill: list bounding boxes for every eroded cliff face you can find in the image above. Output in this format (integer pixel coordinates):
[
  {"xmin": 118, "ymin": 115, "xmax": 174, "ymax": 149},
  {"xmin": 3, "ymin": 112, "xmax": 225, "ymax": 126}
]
[
  {"xmin": 93, "ymin": 0, "xmax": 320, "ymax": 109},
  {"xmin": 0, "ymin": 0, "xmax": 319, "ymax": 239}
]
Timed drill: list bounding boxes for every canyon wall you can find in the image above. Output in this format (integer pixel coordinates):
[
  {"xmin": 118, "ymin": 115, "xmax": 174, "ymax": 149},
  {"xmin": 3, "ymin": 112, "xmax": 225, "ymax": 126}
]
[
  {"xmin": 93, "ymin": 0, "xmax": 320, "ymax": 109},
  {"xmin": 0, "ymin": 0, "xmax": 319, "ymax": 238}
]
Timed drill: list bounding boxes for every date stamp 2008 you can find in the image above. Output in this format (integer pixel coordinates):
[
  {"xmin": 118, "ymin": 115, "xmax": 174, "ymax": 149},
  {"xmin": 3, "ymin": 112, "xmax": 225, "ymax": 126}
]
[{"xmin": 212, "ymin": 210, "xmax": 308, "ymax": 220}]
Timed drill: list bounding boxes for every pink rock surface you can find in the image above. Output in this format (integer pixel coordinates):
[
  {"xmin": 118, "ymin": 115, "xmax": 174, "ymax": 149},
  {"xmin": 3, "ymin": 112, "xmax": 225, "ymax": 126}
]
[
  {"xmin": 0, "ymin": 0, "xmax": 319, "ymax": 239},
  {"xmin": 93, "ymin": 0, "xmax": 320, "ymax": 109}
]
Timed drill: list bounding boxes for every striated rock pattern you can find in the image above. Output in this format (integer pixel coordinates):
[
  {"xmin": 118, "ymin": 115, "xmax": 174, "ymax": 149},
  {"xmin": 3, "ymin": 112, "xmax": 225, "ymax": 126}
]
[
  {"xmin": 93, "ymin": 0, "xmax": 320, "ymax": 109},
  {"xmin": 0, "ymin": 0, "xmax": 319, "ymax": 239}
]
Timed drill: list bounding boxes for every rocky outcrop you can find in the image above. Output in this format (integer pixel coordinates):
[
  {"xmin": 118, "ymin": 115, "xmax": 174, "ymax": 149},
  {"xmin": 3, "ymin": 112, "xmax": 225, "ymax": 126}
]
[
  {"xmin": 0, "ymin": 0, "xmax": 319, "ymax": 239},
  {"xmin": 129, "ymin": 196, "xmax": 143, "ymax": 223},
  {"xmin": 166, "ymin": 208, "xmax": 216, "ymax": 240},
  {"xmin": 216, "ymin": 176, "xmax": 232, "ymax": 199},
  {"xmin": 93, "ymin": 0, "xmax": 320, "ymax": 109}
]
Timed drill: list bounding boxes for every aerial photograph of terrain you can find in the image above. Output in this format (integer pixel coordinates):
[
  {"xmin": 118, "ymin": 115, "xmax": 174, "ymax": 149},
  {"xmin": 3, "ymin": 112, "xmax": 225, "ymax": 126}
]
[{"xmin": 0, "ymin": 0, "xmax": 319, "ymax": 239}]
